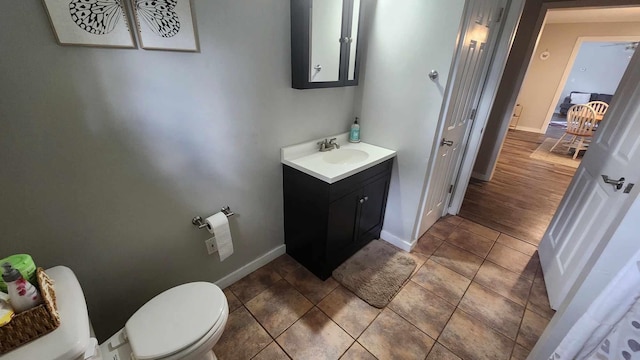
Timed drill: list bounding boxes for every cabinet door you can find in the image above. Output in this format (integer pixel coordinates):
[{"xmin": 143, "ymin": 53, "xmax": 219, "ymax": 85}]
[
  {"xmin": 344, "ymin": 0, "xmax": 361, "ymax": 86},
  {"xmin": 326, "ymin": 189, "xmax": 360, "ymax": 256},
  {"xmin": 290, "ymin": 0, "xmax": 361, "ymax": 89},
  {"xmin": 309, "ymin": 0, "xmax": 344, "ymax": 83},
  {"xmin": 358, "ymin": 175, "xmax": 390, "ymax": 241}
]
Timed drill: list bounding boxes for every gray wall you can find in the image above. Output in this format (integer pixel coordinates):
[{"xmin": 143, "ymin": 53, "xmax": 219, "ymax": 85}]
[
  {"xmin": 556, "ymin": 41, "xmax": 631, "ymax": 112},
  {"xmin": 357, "ymin": 0, "xmax": 465, "ymax": 244},
  {"xmin": 0, "ymin": 1, "xmax": 356, "ymax": 340}
]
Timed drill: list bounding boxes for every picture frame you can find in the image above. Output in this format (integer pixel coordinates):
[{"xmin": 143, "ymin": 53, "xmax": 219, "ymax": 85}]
[
  {"xmin": 42, "ymin": 0, "xmax": 137, "ymax": 48},
  {"xmin": 129, "ymin": 0, "xmax": 200, "ymax": 52}
]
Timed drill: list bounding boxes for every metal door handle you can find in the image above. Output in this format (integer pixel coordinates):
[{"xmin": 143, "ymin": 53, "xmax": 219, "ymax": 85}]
[
  {"xmin": 601, "ymin": 175, "xmax": 625, "ymax": 190},
  {"xmin": 441, "ymin": 138, "xmax": 454, "ymax": 147}
]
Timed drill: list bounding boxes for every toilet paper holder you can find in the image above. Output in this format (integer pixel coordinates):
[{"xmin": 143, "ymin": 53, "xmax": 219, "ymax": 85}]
[{"xmin": 192, "ymin": 206, "xmax": 235, "ymax": 229}]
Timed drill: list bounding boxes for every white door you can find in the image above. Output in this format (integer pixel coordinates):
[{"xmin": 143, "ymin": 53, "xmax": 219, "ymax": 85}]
[
  {"xmin": 539, "ymin": 50, "xmax": 640, "ymax": 310},
  {"xmin": 419, "ymin": 0, "xmax": 506, "ymax": 235}
]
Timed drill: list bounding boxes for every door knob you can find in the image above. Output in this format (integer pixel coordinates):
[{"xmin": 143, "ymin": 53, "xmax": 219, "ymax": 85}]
[
  {"xmin": 601, "ymin": 175, "xmax": 625, "ymax": 190},
  {"xmin": 441, "ymin": 138, "xmax": 454, "ymax": 147},
  {"xmin": 428, "ymin": 70, "xmax": 439, "ymax": 80}
]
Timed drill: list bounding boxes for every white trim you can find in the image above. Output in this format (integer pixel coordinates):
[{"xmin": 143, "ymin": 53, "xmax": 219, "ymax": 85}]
[
  {"xmin": 539, "ymin": 35, "xmax": 640, "ymax": 133},
  {"xmin": 215, "ymin": 245, "xmax": 286, "ymax": 289},
  {"xmin": 514, "ymin": 125, "xmax": 546, "ymax": 133},
  {"xmin": 448, "ymin": 0, "xmax": 526, "ymax": 215},
  {"xmin": 380, "ymin": 230, "xmax": 415, "ymax": 252}
]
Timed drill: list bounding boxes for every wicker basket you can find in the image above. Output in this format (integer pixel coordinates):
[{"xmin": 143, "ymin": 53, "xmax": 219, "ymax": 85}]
[{"xmin": 0, "ymin": 268, "xmax": 61, "ymax": 354}]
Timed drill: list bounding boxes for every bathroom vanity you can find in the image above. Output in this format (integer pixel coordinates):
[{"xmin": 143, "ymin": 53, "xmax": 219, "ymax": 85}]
[{"xmin": 281, "ymin": 135, "xmax": 396, "ymax": 279}]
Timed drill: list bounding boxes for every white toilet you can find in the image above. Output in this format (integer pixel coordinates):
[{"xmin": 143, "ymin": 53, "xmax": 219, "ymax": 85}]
[{"xmin": 2, "ymin": 266, "xmax": 229, "ymax": 360}]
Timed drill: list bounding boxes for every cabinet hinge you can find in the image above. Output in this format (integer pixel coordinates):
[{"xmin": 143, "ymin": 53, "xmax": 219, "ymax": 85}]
[
  {"xmin": 448, "ymin": 185, "xmax": 454, "ymax": 194},
  {"xmin": 470, "ymin": 108, "xmax": 477, "ymax": 121},
  {"xmin": 496, "ymin": 8, "xmax": 504, "ymax": 23}
]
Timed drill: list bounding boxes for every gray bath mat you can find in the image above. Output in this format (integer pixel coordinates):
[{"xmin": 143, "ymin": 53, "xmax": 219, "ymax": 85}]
[{"xmin": 332, "ymin": 240, "xmax": 417, "ymax": 308}]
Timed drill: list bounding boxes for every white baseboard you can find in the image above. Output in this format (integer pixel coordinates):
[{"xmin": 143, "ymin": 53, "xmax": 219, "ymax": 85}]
[
  {"xmin": 215, "ymin": 244, "xmax": 286, "ymax": 289},
  {"xmin": 380, "ymin": 230, "xmax": 415, "ymax": 252},
  {"xmin": 471, "ymin": 171, "xmax": 491, "ymax": 181},
  {"xmin": 515, "ymin": 125, "xmax": 546, "ymax": 134}
]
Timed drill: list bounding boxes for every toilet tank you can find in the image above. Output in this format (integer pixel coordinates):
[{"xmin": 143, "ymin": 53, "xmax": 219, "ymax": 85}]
[{"xmin": 1, "ymin": 266, "xmax": 94, "ymax": 360}]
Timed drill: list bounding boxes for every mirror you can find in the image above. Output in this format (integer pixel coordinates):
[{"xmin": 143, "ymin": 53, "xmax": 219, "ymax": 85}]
[
  {"xmin": 348, "ymin": 0, "xmax": 360, "ymax": 80},
  {"xmin": 290, "ymin": 0, "xmax": 362, "ymax": 89},
  {"xmin": 310, "ymin": 0, "xmax": 343, "ymax": 82}
]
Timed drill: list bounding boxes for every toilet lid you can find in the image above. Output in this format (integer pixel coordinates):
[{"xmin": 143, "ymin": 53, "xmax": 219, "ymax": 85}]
[{"xmin": 125, "ymin": 282, "xmax": 225, "ymax": 360}]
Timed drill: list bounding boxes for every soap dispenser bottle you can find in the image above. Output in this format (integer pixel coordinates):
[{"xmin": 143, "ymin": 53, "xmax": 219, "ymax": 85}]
[
  {"xmin": 349, "ymin": 117, "xmax": 361, "ymax": 143},
  {"xmin": 2, "ymin": 262, "xmax": 41, "ymax": 313}
]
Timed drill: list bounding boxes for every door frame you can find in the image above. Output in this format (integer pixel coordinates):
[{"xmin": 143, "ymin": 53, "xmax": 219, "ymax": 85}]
[
  {"xmin": 415, "ymin": 0, "xmax": 519, "ymax": 238},
  {"xmin": 445, "ymin": 0, "xmax": 527, "ymax": 215},
  {"xmin": 415, "ymin": 0, "xmax": 527, "ymax": 238},
  {"xmin": 460, "ymin": 0, "xmax": 640, "ymax": 184},
  {"xmin": 438, "ymin": 0, "xmax": 640, "ymax": 356},
  {"xmin": 538, "ymin": 35, "xmax": 640, "ymax": 134}
]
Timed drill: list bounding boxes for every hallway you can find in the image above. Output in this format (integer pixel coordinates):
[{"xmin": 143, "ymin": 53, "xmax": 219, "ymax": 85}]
[{"xmin": 459, "ymin": 126, "xmax": 577, "ymax": 245}]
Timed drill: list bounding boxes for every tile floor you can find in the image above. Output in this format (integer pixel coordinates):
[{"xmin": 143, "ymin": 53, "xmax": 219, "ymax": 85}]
[{"xmin": 213, "ymin": 216, "xmax": 554, "ymax": 360}]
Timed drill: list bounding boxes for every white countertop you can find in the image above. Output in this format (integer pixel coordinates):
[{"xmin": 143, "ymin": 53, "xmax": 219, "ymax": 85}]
[{"xmin": 281, "ymin": 133, "xmax": 397, "ymax": 184}]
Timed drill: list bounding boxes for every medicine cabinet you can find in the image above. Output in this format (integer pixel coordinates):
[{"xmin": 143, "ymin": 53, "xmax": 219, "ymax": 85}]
[{"xmin": 290, "ymin": 0, "xmax": 362, "ymax": 89}]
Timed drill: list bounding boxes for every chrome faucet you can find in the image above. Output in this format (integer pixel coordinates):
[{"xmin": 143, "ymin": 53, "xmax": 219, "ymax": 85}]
[{"xmin": 317, "ymin": 138, "xmax": 340, "ymax": 152}]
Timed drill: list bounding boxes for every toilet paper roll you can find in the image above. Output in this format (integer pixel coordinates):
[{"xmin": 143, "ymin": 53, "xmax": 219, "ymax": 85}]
[{"xmin": 205, "ymin": 212, "xmax": 234, "ymax": 261}]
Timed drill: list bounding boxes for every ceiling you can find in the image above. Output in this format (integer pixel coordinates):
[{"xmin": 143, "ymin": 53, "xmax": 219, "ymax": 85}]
[{"xmin": 545, "ymin": 7, "xmax": 640, "ymax": 24}]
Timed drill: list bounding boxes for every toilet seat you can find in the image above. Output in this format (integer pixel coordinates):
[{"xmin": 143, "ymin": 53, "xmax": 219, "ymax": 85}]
[
  {"xmin": 152, "ymin": 306, "xmax": 228, "ymax": 360},
  {"xmin": 125, "ymin": 282, "xmax": 227, "ymax": 360}
]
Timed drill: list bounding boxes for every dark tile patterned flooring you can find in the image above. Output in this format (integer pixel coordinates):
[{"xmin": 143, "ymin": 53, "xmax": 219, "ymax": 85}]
[{"xmin": 213, "ymin": 216, "xmax": 554, "ymax": 359}]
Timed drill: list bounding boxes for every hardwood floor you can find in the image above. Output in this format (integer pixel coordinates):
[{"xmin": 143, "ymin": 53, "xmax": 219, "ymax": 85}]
[{"xmin": 459, "ymin": 125, "xmax": 576, "ymax": 246}]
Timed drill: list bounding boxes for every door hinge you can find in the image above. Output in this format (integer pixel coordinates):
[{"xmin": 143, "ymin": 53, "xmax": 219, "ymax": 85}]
[
  {"xmin": 496, "ymin": 8, "xmax": 504, "ymax": 23},
  {"xmin": 470, "ymin": 108, "xmax": 477, "ymax": 121},
  {"xmin": 448, "ymin": 184, "xmax": 454, "ymax": 194}
]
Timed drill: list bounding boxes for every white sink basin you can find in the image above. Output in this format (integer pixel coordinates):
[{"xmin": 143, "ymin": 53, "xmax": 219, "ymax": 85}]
[
  {"xmin": 281, "ymin": 133, "xmax": 396, "ymax": 184},
  {"xmin": 322, "ymin": 149, "xmax": 370, "ymax": 165}
]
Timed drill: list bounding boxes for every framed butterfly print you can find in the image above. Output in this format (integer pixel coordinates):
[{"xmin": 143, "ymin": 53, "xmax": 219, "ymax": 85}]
[
  {"xmin": 42, "ymin": 0, "xmax": 136, "ymax": 48},
  {"xmin": 130, "ymin": 0, "xmax": 199, "ymax": 52}
]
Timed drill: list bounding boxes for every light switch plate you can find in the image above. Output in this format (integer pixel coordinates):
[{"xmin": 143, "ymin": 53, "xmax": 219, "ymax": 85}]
[{"xmin": 205, "ymin": 237, "xmax": 217, "ymax": 255}]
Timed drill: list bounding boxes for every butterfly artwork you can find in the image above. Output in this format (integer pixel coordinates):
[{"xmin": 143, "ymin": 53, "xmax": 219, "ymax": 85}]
[
  {"xmin": 42, "ymin": 0, "xmax": 136, "ymax": 48},
  {"xmin": 69, "ymin": 0, "xmax": 128, "ymax": 35},
  {"xmin": 133, "ymin": 0, "xmax": 181, "ymax": 38},
  {"xmin": 130, "ymin": 0, "xmax": 199, "ymax": 51}
]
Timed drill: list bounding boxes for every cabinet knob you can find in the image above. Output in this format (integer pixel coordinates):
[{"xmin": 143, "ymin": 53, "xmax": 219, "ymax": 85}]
[
  {"xmin": 359, "ymin": 198, "xmax": 365, "ymax": 204},
  {"xmin": 364, "ymin": 196, "xmax": 369, "ymax": 202}
]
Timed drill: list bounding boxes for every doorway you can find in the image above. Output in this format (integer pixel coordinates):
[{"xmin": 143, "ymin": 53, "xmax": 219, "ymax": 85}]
[
  {"xmin": 454, "ymin": 6, "xmax": 640, "ymax": 246},
  {"xmin": 460, "ymin": 32, "xmax": 639, "ymax": 245}
]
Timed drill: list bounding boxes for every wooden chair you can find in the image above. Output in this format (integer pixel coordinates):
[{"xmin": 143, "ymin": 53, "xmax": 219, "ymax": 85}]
[
  {"xmin": 550, "ymin": 104, "xmax": 598, "ymax": 159},
  {"xmin": 586, "ymin": 100, "xmax": 609, "ymax": 121}
]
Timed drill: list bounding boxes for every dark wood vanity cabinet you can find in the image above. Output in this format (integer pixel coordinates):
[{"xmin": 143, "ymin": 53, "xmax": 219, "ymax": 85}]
[{"xmin": 283, "ymin": 159, "xmax": 393, "ymax": 279}]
